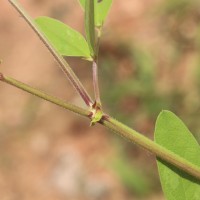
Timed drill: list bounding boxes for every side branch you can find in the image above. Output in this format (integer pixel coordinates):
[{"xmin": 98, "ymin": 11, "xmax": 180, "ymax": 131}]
[
  {"xmin": 1, "ymin": 72, "xmax": 200, "ymax": 181},
  {"xmin": 0, "ymin": 73, "xmax": 90, "ymax": 117},
  {"xmin": 8, "ymin": 0, "xmax": 93, "ymax": 107}
]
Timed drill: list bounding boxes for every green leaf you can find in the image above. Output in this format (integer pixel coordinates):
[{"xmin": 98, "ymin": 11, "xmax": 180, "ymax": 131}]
[
  {"xmin": 79, "ymin": 0, "xmax": 112, "ymax": 27},
  {"xmin": 35, "ymin": 16, "xmax": 91, "ymax": 59},
  {"xmin": 85, "ymin": 0, "xmax": 95, "ymax": 57},
  {"xmin": 155, "ymin": 110, "xmax": 200, "ymax": 200}
]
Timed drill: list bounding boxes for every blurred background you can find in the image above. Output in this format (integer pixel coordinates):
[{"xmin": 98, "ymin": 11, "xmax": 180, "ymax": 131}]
[{"xmin": 0, "ymin": 0, "xmax": 200, "ymax": 199}]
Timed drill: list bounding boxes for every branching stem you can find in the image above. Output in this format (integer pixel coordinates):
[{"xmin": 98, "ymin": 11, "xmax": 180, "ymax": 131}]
[
  {"xmin": 3, "ymin": 0, "xmax": 200, "ymax": 186},
  {"xmin": 1, "ymin": 72, "xmax": 200, "ymax": 181},
  {"xmin": 8, "ymin": 0, "xmax": 93, "ymax": 107},
  {"xmin": 0, "ymin": 73, "xmax": 90, "ymax": 117}
]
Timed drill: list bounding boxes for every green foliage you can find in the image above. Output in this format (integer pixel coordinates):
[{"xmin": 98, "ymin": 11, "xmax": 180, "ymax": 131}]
[
  {"xmin": 155, "ymin": 111, "xmax": 200, "ymax": 200},
  {"xmin": 84, "ymin": 0, "xmax": 96, "ymax": 57},
  {"xmin": 79, "ymin": 0, "xmax": 112, "ymax": 27},
  {"xmin": 35, "ymin": 16, "xmax": 91, "ymax": 59}
]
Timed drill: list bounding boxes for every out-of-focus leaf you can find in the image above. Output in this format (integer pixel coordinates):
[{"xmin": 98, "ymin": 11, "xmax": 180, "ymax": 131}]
[
  {"xmin": 79, "ymin": 0, "xmax": 112, "ymax": 27},
  {"xmin": 35, "ymin": 16, "xmax": 91, "ymax": 59},
  {"xmin": 155, "ymin": 110, "xmax": 200, "ymax": 200}
]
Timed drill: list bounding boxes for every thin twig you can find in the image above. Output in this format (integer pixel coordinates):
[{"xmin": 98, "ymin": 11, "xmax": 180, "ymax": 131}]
[
  {"xmin": 0, "ymin": 73, "xmax": 90, "ymax": 117},
  {"xmin": 8, "ymin": 0, "xmax": 93, "ymax": 107},
  {"xmin": 92, "ymin": 61, "xmax": 101, "ymax": 105},
  {"xmin": 92, "ymin": 27, "xmax": 102, "ymax": 105}
]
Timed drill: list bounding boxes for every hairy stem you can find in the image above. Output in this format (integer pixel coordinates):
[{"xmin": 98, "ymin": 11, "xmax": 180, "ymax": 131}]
[
  {"xmin": 0, "ymin": 73, "xmax": 90, "ymax": 117},
  {"xmin": 1, "ymin": 72, "xmax": 200, "ymax": 180},
  {"xmin": 8, "ymin": 0, "xmax": 93, "ymax": 107}
]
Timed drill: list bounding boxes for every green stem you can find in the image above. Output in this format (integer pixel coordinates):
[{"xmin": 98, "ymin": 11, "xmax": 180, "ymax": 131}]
[
  {"xmin": 0, "ymin": 73, "xmax": 90, "ymax": 117},
  {"xmin": 85, "ymin": 0, "xmax": 96, "ymax": 57},
  {"xmin": 1, "ymin": 73, "xmax": 200, "ymax": 180},
  {"xmin": 102, "ymin": 117, "xmax": 200, "ymax": 180},
  {"xmin": 8, "ymin": 0, "xmax": 93, "ymax": 107}
]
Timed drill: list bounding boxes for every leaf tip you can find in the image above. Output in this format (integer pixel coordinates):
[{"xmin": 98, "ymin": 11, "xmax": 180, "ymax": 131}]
[
  {"xmin": 161, "ymin": 109, "xmax": 171, "ymax": 114},
  {"xmin": 157, "ymin": 110, "xmax": 175, "ymax": 120},
  {"xmin": 154, "ymin": 110, "xmax": 173, "ymax": 139}
]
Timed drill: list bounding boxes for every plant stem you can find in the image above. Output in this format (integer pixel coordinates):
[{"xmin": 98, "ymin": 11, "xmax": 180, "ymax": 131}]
[
  {"xmin": 0, "ymin": 73, "xmax": 90, "ymax": 117},
  {"xmin": 1, "ymin": 72, "xmax": 200, "ymax": 181},
  {"xmin": 8, "ymin": 0, "xmax": 93, "ymax": 107},
  {"xmin": 92, "ymin": 61, "xmax": 101, "ymax": 105},
  {"xmin": 102, "ymin": 117, "xmax": 200, "ymax": 180},
  {"xmin": 92, "ymin": 28, "xmax": 102, "ymax": 106},
  {"xmin": 85, "ymin": 0, "xmax": 96, "ymax": 57}
]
